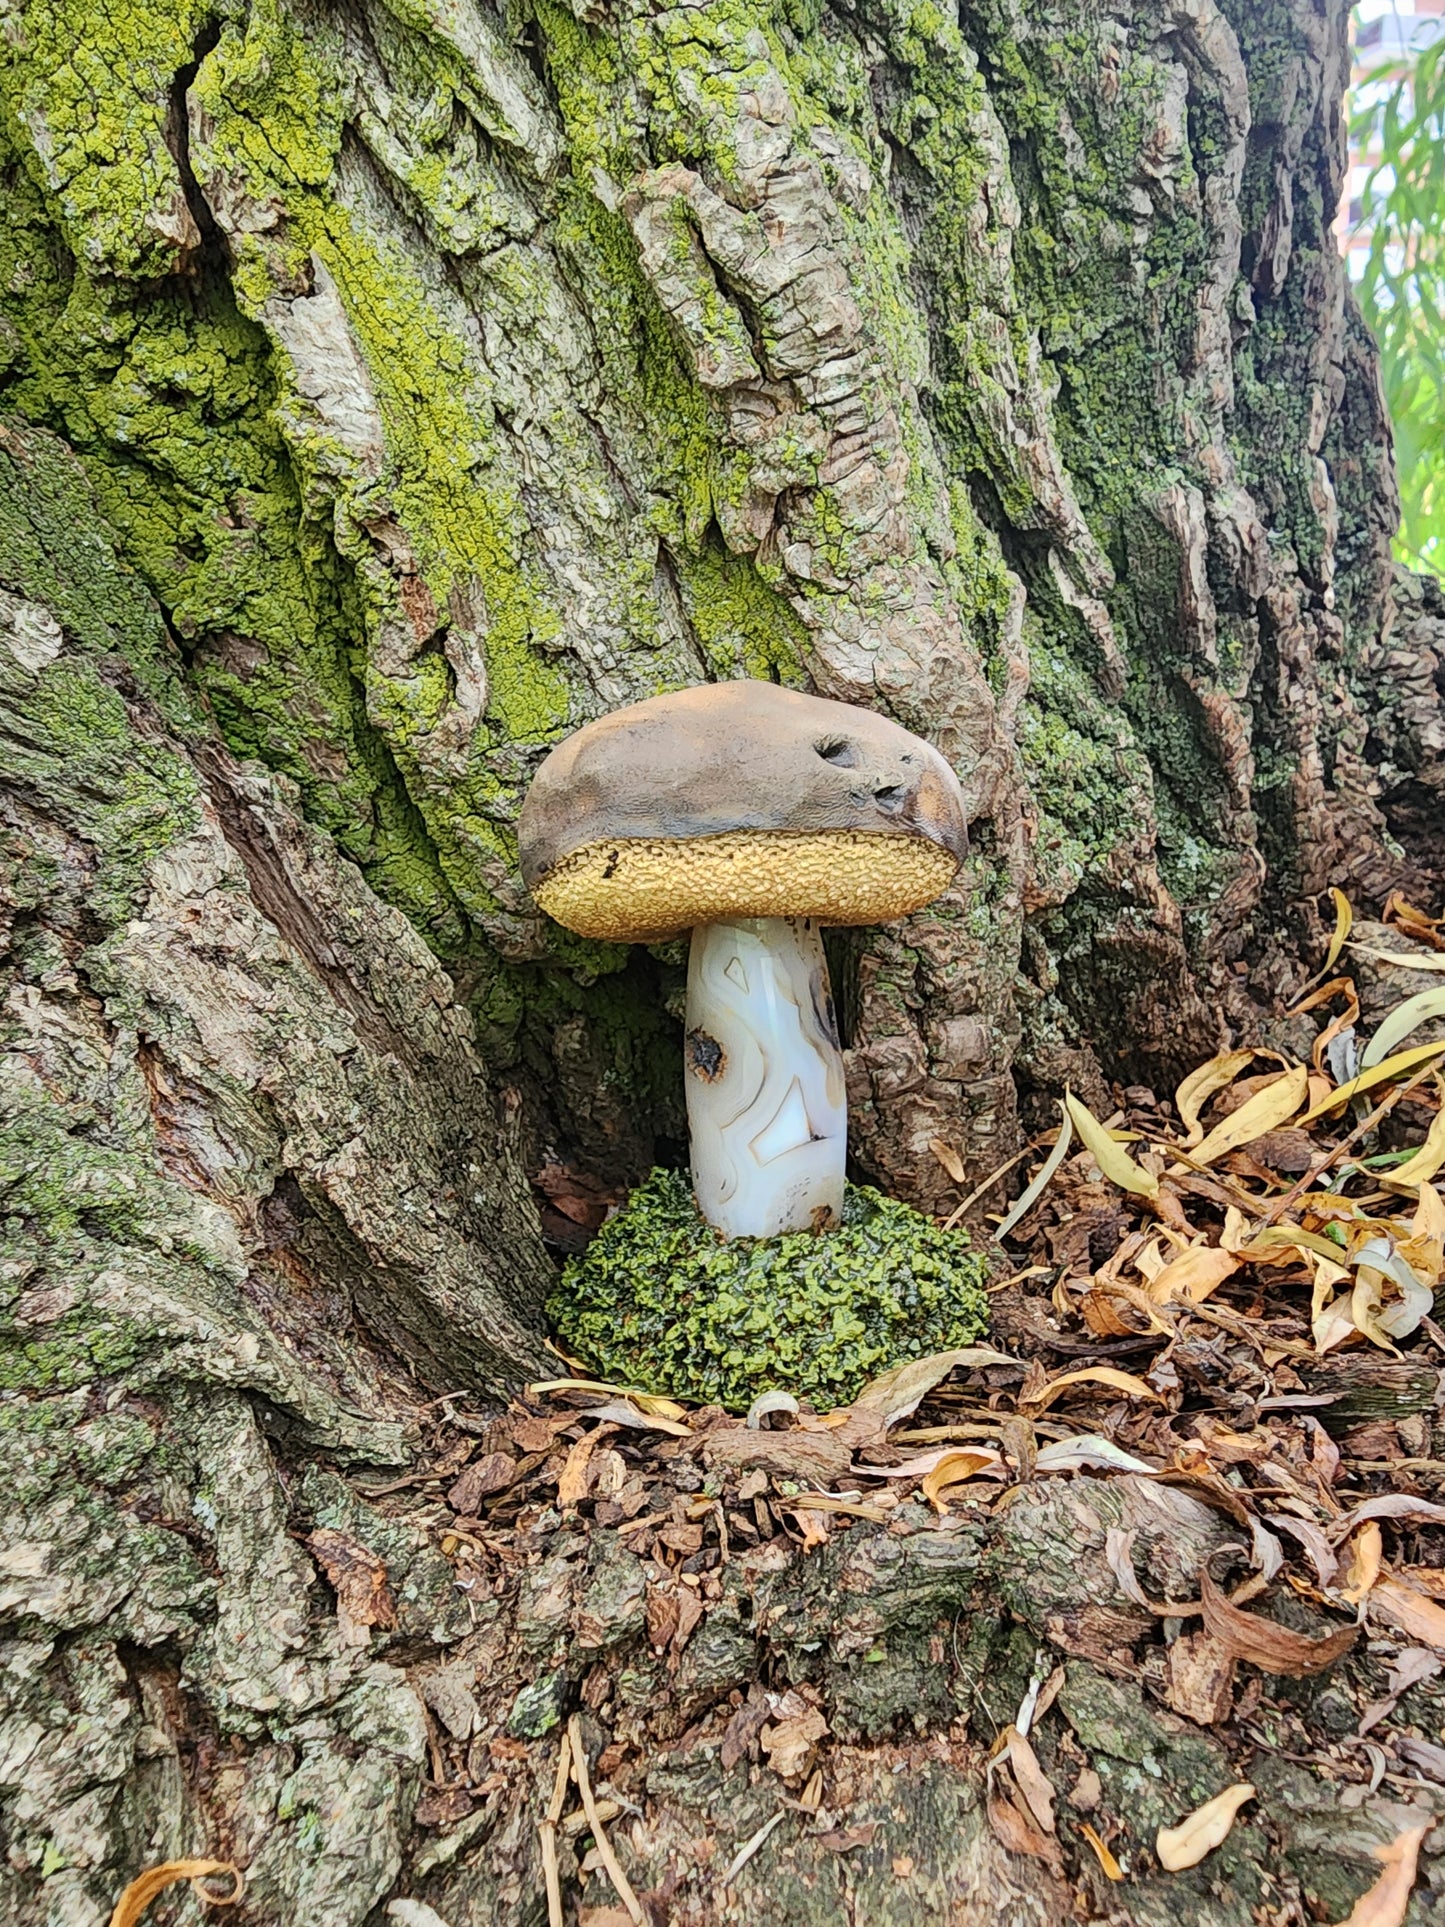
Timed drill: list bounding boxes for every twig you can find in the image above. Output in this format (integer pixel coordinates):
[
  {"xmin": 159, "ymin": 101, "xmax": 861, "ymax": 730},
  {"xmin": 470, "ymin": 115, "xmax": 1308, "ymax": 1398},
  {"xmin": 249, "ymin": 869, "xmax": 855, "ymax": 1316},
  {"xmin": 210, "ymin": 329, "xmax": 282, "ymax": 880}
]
[
  {"xmin": 943, "ymin": 1142, "xmax": 1039, "ymax": 1229},
  {"xmin": 538, "ymin": 1728, "xmax": 572, "ymax": 1927},
  {"xmin": 567, "ymin": 1715, "xmax": 645, "ymax": 1925},
  {"xmin": 353, "ymin": 1473, "xmax": 445, "ymax": 1497},
  {"xmin": 1257, "ymin": 1059, "xmax": 1442, "ymax": 1229},
  {"xmin": 721, "ymin": 1809, "xmax": 786, "ymax": 1886}
]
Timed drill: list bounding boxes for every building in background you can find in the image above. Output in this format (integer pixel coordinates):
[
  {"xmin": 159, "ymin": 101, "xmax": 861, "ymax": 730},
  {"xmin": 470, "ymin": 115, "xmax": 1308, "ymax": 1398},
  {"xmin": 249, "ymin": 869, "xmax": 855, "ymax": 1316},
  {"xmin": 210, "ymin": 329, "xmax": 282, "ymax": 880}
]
[{"xmin": 1345, "ymin": 0, "xmax": 1445, "ymax": 273}]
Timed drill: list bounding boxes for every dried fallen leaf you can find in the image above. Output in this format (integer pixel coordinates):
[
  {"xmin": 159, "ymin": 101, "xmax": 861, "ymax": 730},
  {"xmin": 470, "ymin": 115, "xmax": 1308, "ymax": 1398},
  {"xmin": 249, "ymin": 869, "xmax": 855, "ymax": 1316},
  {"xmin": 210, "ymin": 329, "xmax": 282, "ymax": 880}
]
[
  {"xmin": 930, "ymin": 1136, "xmax": 967, "ymax": 1184},
  {"xmin": 1329, "ymin": 1820, "xmax": 1435, "ymax": 1927},
  {"xmin": 1163, "ymin": 1630, "xmax": 1237, "ymax": 1725},
  {"xmin": 1358, "ymin": 1646, "xmax": 1442, "ymax": 1734},
  {"xmin": 1384, "ymin": 891, "xmax": 1445, "ymax": 948},
  {"xmin": 674, "ymin": 1588, "xmax": 705, "ymax": 1649},
  {"xmin": 999, "ymin": 1726, "xmax": 1056, "ymax": 1836},
  {"xmin": 1190, "ymin": 1065, "xmax": 1309, "ymax": 1166},
  {"xmin": 558, "ymin": 1430, "xmax": 606, "ymax": 1508},
  {"xmin": 1104, "ymin": 1527, "xmax": 1157, "ymax": 1613},
  {"xmin": 1300, "ymin": 1039, "xmax": 1445, "ymax": 1122},
  {"xmin": 844, "ymin": 1347, "xmax": 1021, "ymax": 1438},
  {"xmin": 922, "ymin": 1449, "xmax": 1001, "ymax": 1508},
  {"xmin": 786, "ymin": 1507, "xmax": 831, "ymax": 1551},
  {"xmin": 1387, "ymin": 1100, "xmax": 1445, "ymax": 1190},
  {"xmin": 1369, "ymin": 1576, "xmax": 1445, "ymax": 1652},
  {"xmin": 1176, "ymin": 1050, "xmax": 1257, "ymax": 1146},
  {"xmin": 1022, "ymin": 1366, "xmax": 1162, "ymax": 1413},
  {"xmin": 448, "ymin": 1452, "xmax": 518, "ymax": 1513},
  {"xmin": 997, "ymin": 1105, "xmax": 1074, "ymax": 1240},
  {"xmin": 1199, "ymin": 1569, "xmax": 1356, "ymax": 1676},
  {"xmin": 529, "ymin": 1379, "xmax": 688, "ymax": 1421},
  {"xmin": 1341, "ymin": 1523, "xmax": 1383, "ymax": 1605},
  {"xmin": 987, "ymin": 1778, "xmax": 1061, "ymax": 1865},
  {"xmin": 1396, "ymin": 1735, "xmax": 1445, "ymax": 1782},
  {"xmin": 646, "ymin": 1587, "xmax": 679, "ymax": 1652},
  {"xmin": 1335, "ymin": 1495, "xmax": 1445, "ymax": 1535},
  {"xmin": 761, "ymin": 1707, "xmax": 828, "ymax": 1781},
  {"xmin": 876, "ymin": 1444, "xmax": 1004, "ymax": 1482},
  {"xmin": 1147, "ymin": 1245, "xmax": 1239, "ymax": 1306},
  {"xmin": 1033, "ymin": 1435, "xmax": 1155, "ymax": 1474},
  {"xmin": 580, "ymin": 1399, "xmax": 693, "ymax": 1437},
  {"xmin": 109, "ymin": 1861, "xmax": 242, "ymax": 1927},
  {"xmin": 1065, "ymin": 1093, "xmax": 1159, "ymax": 1198},
  {"xmin": 816, "ymin": 1822, "xmax": 878, "ymax": 1853},
  {"xmin": 306, "ymin": 1529, "xmax": 397, "ymax": 1644},
  {"xmin": 1155, "ymin": 1783, "xmax": 1255, "ymax": 1871},
  {"xmin": 1079, "ymin": 1822, "xmax": 1124, "ymax": 1881}
]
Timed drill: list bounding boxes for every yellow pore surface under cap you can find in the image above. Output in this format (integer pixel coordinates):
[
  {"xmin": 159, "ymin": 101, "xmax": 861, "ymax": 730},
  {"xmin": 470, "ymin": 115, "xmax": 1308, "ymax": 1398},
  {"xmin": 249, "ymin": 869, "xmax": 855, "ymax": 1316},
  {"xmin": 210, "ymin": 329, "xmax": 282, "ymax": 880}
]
[{"xmin": 532, "ymin": 828, "xmax": 959, "ymax": 940}]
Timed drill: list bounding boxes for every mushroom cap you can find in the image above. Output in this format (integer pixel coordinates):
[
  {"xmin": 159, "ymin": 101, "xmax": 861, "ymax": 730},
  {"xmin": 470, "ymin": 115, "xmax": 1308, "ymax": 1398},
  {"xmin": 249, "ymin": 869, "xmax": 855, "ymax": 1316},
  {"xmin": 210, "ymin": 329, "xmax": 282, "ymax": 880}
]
[{"xmin": 518, "ymin": 682, "xmax": 968, "ymax": 941}]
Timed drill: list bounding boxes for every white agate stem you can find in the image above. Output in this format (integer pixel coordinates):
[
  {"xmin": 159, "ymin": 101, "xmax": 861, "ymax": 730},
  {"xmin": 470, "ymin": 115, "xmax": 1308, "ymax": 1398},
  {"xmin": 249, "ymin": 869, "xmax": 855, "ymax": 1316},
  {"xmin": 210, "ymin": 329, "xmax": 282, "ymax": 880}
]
[{"xmin": 684, "ymin": 916, "xmax": 847, "ymax": 1239}]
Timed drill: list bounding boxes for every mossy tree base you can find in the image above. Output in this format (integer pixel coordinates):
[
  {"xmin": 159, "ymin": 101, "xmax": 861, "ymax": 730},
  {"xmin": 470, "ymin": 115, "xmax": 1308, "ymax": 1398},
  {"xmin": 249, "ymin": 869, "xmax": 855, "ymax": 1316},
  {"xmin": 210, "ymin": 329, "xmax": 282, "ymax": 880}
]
[{"xmin": 1, "ymin": 0, "xmax": 1440, "ymax": 1210}]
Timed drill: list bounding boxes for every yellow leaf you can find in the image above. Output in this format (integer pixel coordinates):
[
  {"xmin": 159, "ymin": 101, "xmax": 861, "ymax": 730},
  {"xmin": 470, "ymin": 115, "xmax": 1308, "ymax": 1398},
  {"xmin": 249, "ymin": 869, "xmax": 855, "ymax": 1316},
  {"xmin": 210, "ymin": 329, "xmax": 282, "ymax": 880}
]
[
  {"xmin": 920, "ymin": 1449, "xmax": 999, "ymax": 1509},
  {"xmin": 1147, "ymin": 1245, "xmax": 1239, "ymax": 1306},
  {"xmin": 1079, "ymin": 1823, "xmax": 1124, "ymax": 1882},
  {"xmin": 528, "ymin": 1378, "xmax": 689, "ymax": 1421},
  {"xmin": 1023, "ymin": 1366, "xmax": 1162, "ymax": 1413},
  {"xmin": 109, "ymin": 1861, "xmax": 243, "ymax": 1927},
  {"xmin": 1300, "ymin": 1040, "xmax": 1445, "ymax": 1123},
  {"xmin": 1230, "ymin": 1224, "xmax": 1349, "ymax": 1265},
  {"xmin": 1347, "ymin": 942, "xmax": 1445, "ymax": 973},
  {"xmin": 1311, "ymin": 1252, "xmax": 1357, "ymax": 1355},
  {"xmin": 1190, "ymin": 1065, "xmax": 1309, "ymax": 1166},
  {"xmin": 1386, "ymin": 1105, "xmax": 1445, "ymax": 1191},
  {"xmin": 1156, "ymin": 1783, "xmax": 1256, "ymax": 1871},
  {"xmin": 1325, "ymin": 887, "xmax": 1353, "ymax": 971},
  {"xmin": 1064, "ymin": 1092, "xmax": 1159, "ymax": 1199},
  {"xmin": 1330, "ymin": 1820, "xmax": 1435, "ymax": 1927},
  {"xmin": 1175, "ymin": 1050, "xmax": 1255, "ymax": 1147},
  {"xmin": 1180, "ymin": 1246, "xmax": 1239, "ymax": 1292},
  {"xmin": 1341, "ymin": 1522, "xmax": 1383, "ymax": 1605},
  {"xmin": 1360, "ymin": 987, "xmax": 1445, "ymax": 1070},
  {"xmin": 1403, "ymin": 1182, "xmax": 1445, "ymax": 1279}
]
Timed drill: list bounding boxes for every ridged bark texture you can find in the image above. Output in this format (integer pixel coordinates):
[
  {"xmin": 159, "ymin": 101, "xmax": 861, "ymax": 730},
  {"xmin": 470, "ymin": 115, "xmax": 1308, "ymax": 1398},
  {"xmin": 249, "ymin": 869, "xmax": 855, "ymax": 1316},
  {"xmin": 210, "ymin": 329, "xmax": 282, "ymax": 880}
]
[
  {"xmin": 3, "ymin": 0, "xmax": 1438, "ymax": 1205},
  {"xmin": 3, "ymin": 0, "xmax": 1445, "ymax": 1922}
]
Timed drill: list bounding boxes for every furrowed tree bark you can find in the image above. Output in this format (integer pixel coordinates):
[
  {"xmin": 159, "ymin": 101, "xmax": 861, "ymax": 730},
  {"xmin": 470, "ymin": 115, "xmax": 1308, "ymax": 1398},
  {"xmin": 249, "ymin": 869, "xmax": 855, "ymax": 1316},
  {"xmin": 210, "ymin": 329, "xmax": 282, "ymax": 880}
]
[{"xmin": 3, "ymin": 0, "xmax": 1445, "ymax": 1922}]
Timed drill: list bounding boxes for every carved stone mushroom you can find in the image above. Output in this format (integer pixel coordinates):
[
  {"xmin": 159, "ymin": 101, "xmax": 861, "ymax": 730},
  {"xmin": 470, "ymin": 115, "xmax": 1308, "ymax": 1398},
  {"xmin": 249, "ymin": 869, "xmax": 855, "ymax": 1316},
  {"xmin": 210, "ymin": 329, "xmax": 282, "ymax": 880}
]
[{"xmin": 518, "ymin": 681, "xmax": 968, "ymax": 1239}]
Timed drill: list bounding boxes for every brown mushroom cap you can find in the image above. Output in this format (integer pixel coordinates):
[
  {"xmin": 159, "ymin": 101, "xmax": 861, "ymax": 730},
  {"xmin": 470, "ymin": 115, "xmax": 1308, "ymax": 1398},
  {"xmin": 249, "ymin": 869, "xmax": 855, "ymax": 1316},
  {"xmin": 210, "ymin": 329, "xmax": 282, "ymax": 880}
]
[{"xmin": 518, "ymin": 682, "xmax": 967, "ymax": 941}]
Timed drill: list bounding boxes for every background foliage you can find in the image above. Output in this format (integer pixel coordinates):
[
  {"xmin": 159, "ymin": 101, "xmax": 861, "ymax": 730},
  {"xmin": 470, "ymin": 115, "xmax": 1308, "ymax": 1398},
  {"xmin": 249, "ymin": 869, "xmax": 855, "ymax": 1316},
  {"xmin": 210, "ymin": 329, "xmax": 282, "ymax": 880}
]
[{"xmin": 1354, "ymin": 22, "xmax": 1445, "ymax": 574}]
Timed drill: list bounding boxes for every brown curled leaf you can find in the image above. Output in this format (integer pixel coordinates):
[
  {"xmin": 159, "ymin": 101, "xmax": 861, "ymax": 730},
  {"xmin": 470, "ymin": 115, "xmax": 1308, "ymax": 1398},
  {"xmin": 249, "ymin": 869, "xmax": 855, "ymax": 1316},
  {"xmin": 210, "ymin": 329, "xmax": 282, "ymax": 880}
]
[{"xmin": 1199, "ymin": 1568, "xmax": 1356, "ymax": 1677}]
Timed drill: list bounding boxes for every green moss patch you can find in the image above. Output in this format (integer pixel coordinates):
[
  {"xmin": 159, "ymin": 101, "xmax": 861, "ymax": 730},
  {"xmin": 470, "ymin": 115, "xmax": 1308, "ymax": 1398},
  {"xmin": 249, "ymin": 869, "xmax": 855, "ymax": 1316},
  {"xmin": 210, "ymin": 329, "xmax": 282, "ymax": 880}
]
[{"xmin": 551, "ymin": 1168, "xmax": 990, "ymax": 1413}]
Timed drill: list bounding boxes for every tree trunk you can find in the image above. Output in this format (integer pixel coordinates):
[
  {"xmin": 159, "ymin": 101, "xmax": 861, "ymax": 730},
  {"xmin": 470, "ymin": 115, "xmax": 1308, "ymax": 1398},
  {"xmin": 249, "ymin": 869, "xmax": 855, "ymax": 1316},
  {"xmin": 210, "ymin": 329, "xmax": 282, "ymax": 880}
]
[{"xmin": 2, "ymin": 0, "xmax": 1444, "ymax": 1921}]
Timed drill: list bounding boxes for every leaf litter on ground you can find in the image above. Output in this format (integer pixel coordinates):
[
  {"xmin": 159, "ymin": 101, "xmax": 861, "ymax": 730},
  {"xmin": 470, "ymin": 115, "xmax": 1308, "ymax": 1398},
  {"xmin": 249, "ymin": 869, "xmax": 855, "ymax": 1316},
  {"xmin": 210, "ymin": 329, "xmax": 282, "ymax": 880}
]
[{"xmin": 385, "ymin": 898, "xmax": 1445, "ymax": 1918}]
